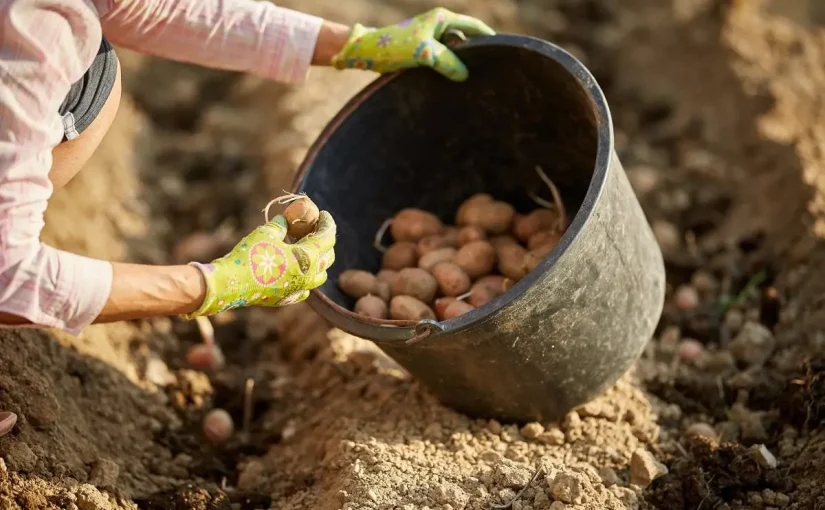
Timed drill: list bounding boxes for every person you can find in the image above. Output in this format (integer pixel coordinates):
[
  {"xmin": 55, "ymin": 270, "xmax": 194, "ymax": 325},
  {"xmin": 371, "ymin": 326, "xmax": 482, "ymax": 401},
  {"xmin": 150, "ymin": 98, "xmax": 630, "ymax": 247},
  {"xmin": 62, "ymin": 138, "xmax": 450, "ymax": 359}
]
[{"xmin": 0, "ymin": 0, "xmax": 495, "ymax": 335}]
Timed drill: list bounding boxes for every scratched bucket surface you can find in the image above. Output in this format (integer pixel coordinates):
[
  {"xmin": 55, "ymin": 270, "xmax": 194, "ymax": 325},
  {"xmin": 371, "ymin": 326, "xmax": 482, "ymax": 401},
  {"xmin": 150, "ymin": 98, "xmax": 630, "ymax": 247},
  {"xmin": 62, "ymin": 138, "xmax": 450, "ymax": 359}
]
[{"xmin": 292, "ymin": 34, "xmax": 665, "ymax": 423}]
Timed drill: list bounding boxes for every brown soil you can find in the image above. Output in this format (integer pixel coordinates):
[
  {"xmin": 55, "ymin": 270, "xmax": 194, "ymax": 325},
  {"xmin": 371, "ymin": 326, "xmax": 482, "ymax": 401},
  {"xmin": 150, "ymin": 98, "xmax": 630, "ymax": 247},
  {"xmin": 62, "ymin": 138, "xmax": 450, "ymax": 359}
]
[{"xmin": 3, "ymin": 0, "xmax": 825, "ymax": 508}]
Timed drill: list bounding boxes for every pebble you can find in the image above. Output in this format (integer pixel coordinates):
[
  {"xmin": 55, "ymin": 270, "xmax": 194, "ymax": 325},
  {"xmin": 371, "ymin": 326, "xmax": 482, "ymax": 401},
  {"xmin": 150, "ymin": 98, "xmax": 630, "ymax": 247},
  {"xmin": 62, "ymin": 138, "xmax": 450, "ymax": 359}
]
[
  {"xmin": 610, "ymin": 486, "xmax": 639, "ymax": 510},
  {"xmin": 598, "ymin": 466, "xmax": 621, "ymax": 487},
  {"xmin": 487, "ymin": 420, "xmax": 503, "ymax": 434},
  {"xmin": 520, "ymin": 422, "xmax": 544, "ymax": 439},
  {"xmin": 548, "ymin": 472, "xmax": 584, "ymax": 504},
  {"xmin": 562, "ymin": 411, "xmax": 582, "ymax": 442},
  {"xmin": 729, "ymin": 322, "xmax": 776, "ymax": 367},
  {"xmin": 88, "ymin": 458, "xmax": 119, "ymax": 489},
  {"xmin": 0, "ymin": 412, "xmax": 17, "ymax": 437},
  {"xmin": 674, "ymin": 285, "xmax": 700, "ymax": 311},
  {"xmin": 548, "ymin": 502, "xmax": 567, "ymax": 510},
  {"xmin": 724, "ymin": 309, "xmax": 745, "ymax": 333},
  {"xmin": 775, "ymin": 493, "xmax": 790, "ymax": 507},
  {"xmin": 685, "ymin": 422, "xmax": 717, "ymax": 440},
  {"xmin": 749, "ymin": 444, "xmax": 778, "ymax": 469},
  {"xmin": 629, "ymin": 449, "xmax": 668, "ymax": 488}
]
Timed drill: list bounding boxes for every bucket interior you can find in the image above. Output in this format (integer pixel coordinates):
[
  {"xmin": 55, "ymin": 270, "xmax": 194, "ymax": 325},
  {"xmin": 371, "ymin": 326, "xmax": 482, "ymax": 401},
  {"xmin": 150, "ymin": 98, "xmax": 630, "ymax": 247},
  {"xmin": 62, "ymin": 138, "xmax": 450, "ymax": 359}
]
[{"xmin": 296, "ymin": 39, "xmax": 601, "ymax": 311}]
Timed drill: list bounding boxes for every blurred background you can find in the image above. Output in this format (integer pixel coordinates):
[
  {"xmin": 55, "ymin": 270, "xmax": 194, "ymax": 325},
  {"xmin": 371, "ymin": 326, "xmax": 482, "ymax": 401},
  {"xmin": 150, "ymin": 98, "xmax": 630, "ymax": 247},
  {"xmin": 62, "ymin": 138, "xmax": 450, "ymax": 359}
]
[{"xmin": 4, "ymin": 0, "xmax": 825, "ymax": 508}]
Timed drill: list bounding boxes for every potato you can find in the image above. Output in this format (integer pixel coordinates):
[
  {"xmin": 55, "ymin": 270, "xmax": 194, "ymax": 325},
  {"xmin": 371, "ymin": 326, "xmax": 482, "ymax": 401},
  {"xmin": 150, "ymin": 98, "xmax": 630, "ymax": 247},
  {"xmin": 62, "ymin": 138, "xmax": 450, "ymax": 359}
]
[
  {"xmin": 432, "ymin": 262, "xmax": 471, "ymax": 297},
  {"xmin": 442, "ymin": 227, "xmax": 460, "ymax": 247},
  {"xmin": 382, "ymin": 242, "xmax": 418, "ymax": 270},
  {"xmin": 284, "ymin": 196, "xmax": 320, "ymax": 239},
  {"xmin": 390, "ymin": 209, "xmax": 444, "ymax": 242},
  {"xmin": 354, "ymin": 295, "xmax": 389, "ymax": 319},
  {"xmin": 527, "ymin": 230, "xmax": 562, "ymax": 250},
  {"xmin": 418, "ymin": 247, "xmax": 457, "ymax": 272},
  {"xmin": 454, "ymin": 241, "xmax": 496, "ymax": 280},
  {"xmin": 489, "ymin": 235, "xmax": 519, "ymax": 249},
  {"xmin": 417, "ymin": 235, "xmax": 452, "ymax": 256},
  {"xmin": 455, "ymin": 193, "xmax": 493, "ymax": 225},
  {"xmin": 390, "ymin": 296, "xmax": 436, "ymax": 321},
  {"xmin": 443, "ymin": 300, "xmax": 474, "ymax": 319},
  {"xmin": 513, "ymin": 208, "xmax": 558, "ymax": 241},
  {"xmin": 376, "ymin": 269, "xmax": 399, "ymax": 287},
  {"xmin": 523, "ymin": 243, "xmax": 556, "ymax": 273},
  {"xmin": 461, "ymin": 201, "xmax": 515, "ymax": 234},
  {"xmin": 468, "ymin": 285, "xmax": 497, "ymax": 308},
  {"xmin": 496, "ymin": 243, "xmax": 528, "ymax": 281},
  {"xmin": 434, "ymin": 297, "xmax": 458, "ymax": 320},
  {"xmin": 375, "ymin": 280, "xmax": 391, "ymax": 302},
  {"xmin": 391, "ymin": 268, "xmax": 438, "ymax": 303},
  {"xmin": 457, "ymin": 226, "xmax": 486, "ymax": 246},
  {"xmin": 338, "ymin": 270, "xmax": 379, "ymax": 298},
  {"xmin": 474, "ymin": 275, "xmax": 513, "ymax": 295}
]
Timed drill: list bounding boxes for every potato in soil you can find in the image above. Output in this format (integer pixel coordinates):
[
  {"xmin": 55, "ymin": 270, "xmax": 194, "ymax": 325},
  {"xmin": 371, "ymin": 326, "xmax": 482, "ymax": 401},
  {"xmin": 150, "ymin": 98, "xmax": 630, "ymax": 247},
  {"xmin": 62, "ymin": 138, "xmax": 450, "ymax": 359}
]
[
  {"xmin": 390, "ymin": 268, "xmax": 438, "ymax": 303},
  {"xmin": 418, "ymin": 247, "xmax": 456, "ymax": 271},
  {"xmin": 354, "ymin": 295, "xmax": 389, "ymax": 319},
  {"xmin": 390, "ymin": 208, "xmax": 444, "ymax": 242},
  {"xmin": 454, "ymin": 241, "xmax": 496, "ymax": 280},
  {"xmin": 338, "ymin": 270, "xmax": 381, "ymax": 299},
  {"xmin": 390, "ymin": 296, "xmax": 436, "ymax": 321},
  {"xmin": 284, "ymin": 196, "xmax": 320, "ymax": 239},
  {"xmin": 432, "ymin": 262, "xmax": 471, "ymax": 297},
  {"xmin": 382, "ymin": 241, "xmax": 418, "ymax": 270}
]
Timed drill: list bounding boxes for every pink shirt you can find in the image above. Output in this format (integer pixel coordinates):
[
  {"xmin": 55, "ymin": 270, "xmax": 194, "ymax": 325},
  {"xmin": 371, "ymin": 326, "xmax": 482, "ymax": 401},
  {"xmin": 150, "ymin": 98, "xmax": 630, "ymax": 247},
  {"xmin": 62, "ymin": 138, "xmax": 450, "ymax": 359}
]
[{"xmin": 0, "ymin": 0, "xmax": 322, "ymax": 334}]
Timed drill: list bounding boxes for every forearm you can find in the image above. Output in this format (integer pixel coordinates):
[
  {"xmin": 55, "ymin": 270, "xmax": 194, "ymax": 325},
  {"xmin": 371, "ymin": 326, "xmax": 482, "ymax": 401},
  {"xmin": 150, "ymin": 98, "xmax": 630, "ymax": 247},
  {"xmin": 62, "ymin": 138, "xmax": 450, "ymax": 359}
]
[
  {"xmin": 101, "ymin": 0, "xmax": 325, "ymax": 84},
  {"xmin": 312, "ymin": 21, "xmax": 352, "ymax": 66}
]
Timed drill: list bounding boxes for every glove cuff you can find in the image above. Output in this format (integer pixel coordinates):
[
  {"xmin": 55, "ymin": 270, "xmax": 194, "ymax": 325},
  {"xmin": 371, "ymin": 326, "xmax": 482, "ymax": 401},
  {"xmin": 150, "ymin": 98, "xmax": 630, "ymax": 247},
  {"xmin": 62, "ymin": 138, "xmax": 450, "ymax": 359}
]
[
  {"xmin": 180, "ymin": 262, "xmax": 219, "ymax": 320},
  {"xmin": 331, "ymin": 23, "xmax": 372, "ymax": 70}
]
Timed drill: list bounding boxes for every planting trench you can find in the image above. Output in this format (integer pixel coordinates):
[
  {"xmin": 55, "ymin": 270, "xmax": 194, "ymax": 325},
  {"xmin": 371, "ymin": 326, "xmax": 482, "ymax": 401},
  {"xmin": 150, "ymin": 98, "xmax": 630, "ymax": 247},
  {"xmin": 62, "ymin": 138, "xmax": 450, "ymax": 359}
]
[{"xmin": 3, "ymin": 0, "xmax": 825, "ymax": 508}]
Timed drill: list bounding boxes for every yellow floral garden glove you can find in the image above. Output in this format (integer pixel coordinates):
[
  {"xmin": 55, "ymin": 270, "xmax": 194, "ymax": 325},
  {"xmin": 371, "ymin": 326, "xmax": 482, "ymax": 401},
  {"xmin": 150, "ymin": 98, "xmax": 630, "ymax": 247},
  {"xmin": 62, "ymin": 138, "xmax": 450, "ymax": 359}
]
[
  {"xmin": 331, "ymin": 8, "xmax": 495, "ymax": 82},
  {"xmin": 183, "ymin": 212, "xmax": 336, "ymax": 318}
]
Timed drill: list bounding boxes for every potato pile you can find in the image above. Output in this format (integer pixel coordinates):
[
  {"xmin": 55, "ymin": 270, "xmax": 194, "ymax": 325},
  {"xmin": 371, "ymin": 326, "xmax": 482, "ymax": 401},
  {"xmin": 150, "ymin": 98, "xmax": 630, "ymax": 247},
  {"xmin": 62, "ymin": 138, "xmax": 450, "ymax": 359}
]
[{"xmin": 337, "ymin": 193, "xmax": 567, "ymax": 322}]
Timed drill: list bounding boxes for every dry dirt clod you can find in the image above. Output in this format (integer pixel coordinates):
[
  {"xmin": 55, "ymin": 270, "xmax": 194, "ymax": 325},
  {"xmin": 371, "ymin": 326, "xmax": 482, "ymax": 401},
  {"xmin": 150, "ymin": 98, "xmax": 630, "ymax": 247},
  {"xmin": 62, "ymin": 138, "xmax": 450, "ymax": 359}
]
[
  {"xmin": 519, "ymin": 422, "xmax": 544, "ymax": 439},
  {"xmin": 548, "ymin": 471, "xmax": 584, "ymax": 504},
  {"xmin": 88, "ymin": 458, "xmax": 120, "ymax": 489},
  {"xmin": 728, "ymin": 321, "xmax": 776, "ymax": 367},
  {"xmin": 3, "ymin": 441, "xmax": 37, "ymax": 472},
  {"xmin": 493, "ymin": 461, "xmax": 533, "ymax": 488},
  {"xmin": 537, "ymin": 428, "xmax": 565, "ymax": 445},
  {"xmin": 629, "ymin": 449, "xmax": 668, "ymax": 488}
]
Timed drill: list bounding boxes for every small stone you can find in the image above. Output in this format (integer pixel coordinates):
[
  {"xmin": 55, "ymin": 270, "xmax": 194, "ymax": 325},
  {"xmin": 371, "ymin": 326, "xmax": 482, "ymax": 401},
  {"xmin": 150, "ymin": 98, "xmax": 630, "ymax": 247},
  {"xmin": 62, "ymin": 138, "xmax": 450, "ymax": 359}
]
[
  {"xmin": 498, "ymin": 489, "xmax": 517, "ymax": 502},
  {"xmin": 520, "ymin": 422, "xmax": 544, "ymax": 439},
  {"xmin": 598, "ymin": 467, "xmax": 621, "ymax": 487},
  {"xmin": 493, "ymin": 462, "xmax": 533, "ymax": 488},
  {"xmin": 487, "ymin": 420, "xmax": 503, "ymax": 434},
  {"xmin": 686, "ymin": 422, "xmax": 717, "ymax": 440},
  {"xmin": 748, "ymin": 492, "xmax": 763, "ymax": 507},
  {"xmin": 749, "ymin": 444, "xmax": 778, "ymax": 469},
  {"xmin": 762, "ymin": 489, "xmax": 777, "ymax": 506},
  {"xmin": 610, "ymin": 486, "xmax": 639, "ymax": 510},
  {"xmin": 538, "ymin": 428, "xmax": 565, "ymax": 445},
  {"xmin": 729, "ymin": 322, "xmax": 776, "ymax": 367},
  {"xmin": 3, "ymin": 441, "xmax": 37, "ymax": 472},
  {"xmin": 480, "ymin": 450, "xmax": 502, "ymax": 463},
  {"xmin": 533, "ymin": 490, "xmax": 549, "ymax": 506},
  {"xmin": 88, "ymin": 458, "xmax": 119, "ymax": 489},
  {"xmin": 144, "ymin": 357, "xmax": 175, "ymax": 386},
  {"xmin": 630, "ymin": 449, "xmax": 668, "ymax": 488},
  {"xmin": 549, "ymin": 472, "xmax": 584, "ymax": 504},
  {"xmin": 548, "ymin": 502, "xmax": 567, "ymax": 510},
  {"xmin": 674, "ymin": 285, "xmax": 700, "ymax": 311},
  {"xmin": 775, "ymin": 493, "xmax": 790, "ymax": 507}
]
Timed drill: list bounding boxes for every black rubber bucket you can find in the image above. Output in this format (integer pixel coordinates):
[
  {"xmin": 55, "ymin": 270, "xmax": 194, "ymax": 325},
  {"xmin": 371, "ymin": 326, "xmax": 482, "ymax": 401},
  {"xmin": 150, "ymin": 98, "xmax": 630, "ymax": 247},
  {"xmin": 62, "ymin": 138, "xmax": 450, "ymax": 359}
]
[{"xmin": 292, "ymin": 34, "xmax": 665, "ymax": 423}]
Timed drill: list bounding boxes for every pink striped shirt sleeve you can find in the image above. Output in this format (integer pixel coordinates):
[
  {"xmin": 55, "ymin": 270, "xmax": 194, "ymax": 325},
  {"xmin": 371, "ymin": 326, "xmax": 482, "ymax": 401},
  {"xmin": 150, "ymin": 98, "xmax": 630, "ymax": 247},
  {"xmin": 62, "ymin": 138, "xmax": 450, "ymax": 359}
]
[{"xmin": 0, "ymin": 0, "xmax": 323, "ymax": 334}]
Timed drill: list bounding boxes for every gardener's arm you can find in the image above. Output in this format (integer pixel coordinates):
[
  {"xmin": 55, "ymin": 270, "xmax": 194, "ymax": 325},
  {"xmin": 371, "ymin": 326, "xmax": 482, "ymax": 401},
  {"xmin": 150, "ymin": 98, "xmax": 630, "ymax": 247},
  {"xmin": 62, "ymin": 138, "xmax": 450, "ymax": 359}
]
[
  {"xmin": 100, "ymin": 0, "xmax": 495, "ymax": 83},
  {"xmin": 99, "ymin": 0, "xmax": 349, "ymax": 85}
]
